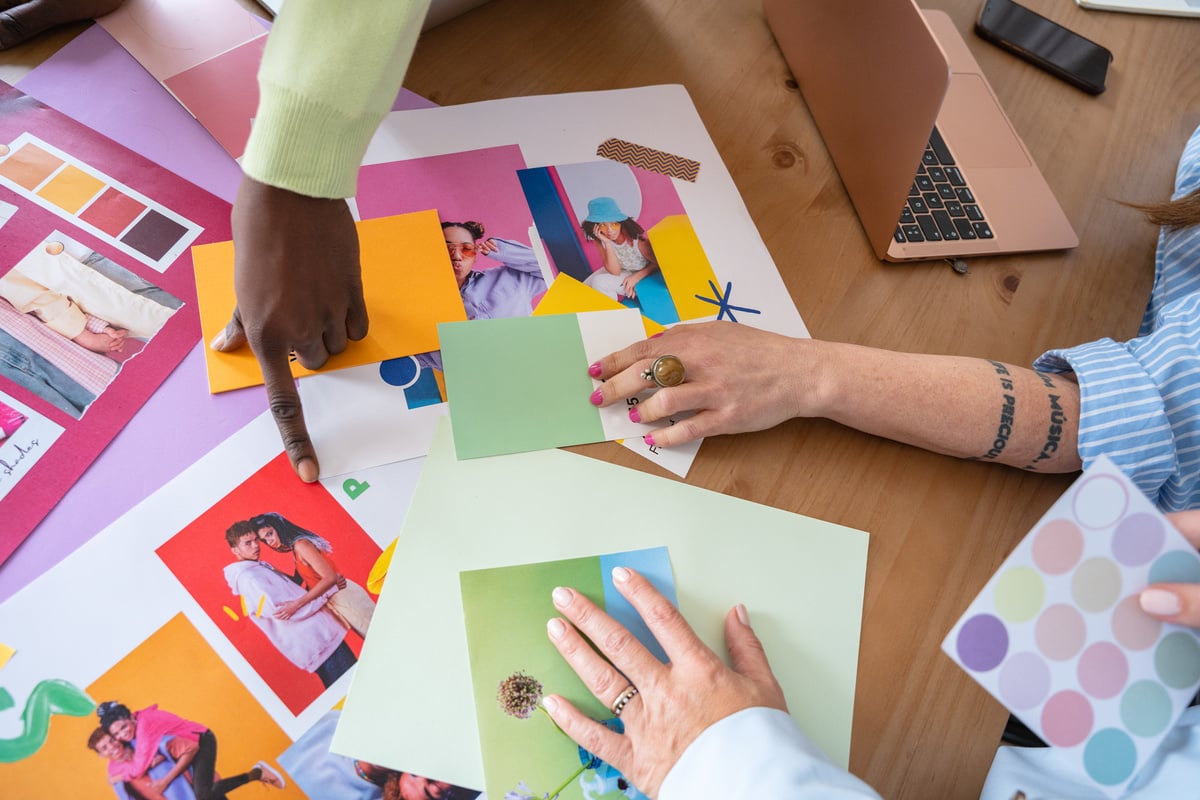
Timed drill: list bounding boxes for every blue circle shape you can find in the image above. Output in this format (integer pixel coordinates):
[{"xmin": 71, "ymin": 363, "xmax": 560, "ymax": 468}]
[
  {"xmin": 1083, "ymin": 728, "xmax": 1137, "ymax": 786},
  {"xmin": 1148, "ymin": 549, "xmax": 1200, "ymax": 585},
  {"xmin": 379, "ymin": 356, "xmax": 420, "ymax": 388}
]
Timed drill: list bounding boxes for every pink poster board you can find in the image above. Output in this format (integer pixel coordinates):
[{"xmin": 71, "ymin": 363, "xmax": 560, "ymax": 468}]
[{"xmin": 0, "ymin": 82, "xmax": 231, "ymax": 564}]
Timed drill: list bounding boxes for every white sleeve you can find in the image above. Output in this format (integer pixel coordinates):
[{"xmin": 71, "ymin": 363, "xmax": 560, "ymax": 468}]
[{"xmin": 659, "ymin": 707, "xmax": 882, "ymax": 799}]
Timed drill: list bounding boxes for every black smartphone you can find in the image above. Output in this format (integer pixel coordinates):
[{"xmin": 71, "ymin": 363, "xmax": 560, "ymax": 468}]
[{"xmin": 975, "ymin": 0, "xmax": 1113, "ymax": 94}]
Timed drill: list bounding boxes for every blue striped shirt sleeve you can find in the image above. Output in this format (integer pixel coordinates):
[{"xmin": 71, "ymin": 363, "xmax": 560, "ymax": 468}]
[
  {"xmin": 1034, "ymin": 339, "xmax": 1178, "ymax": 507},
  {"xmin": 1033, "ymin": 122, "xmax": 1200, "ymax": 512}
]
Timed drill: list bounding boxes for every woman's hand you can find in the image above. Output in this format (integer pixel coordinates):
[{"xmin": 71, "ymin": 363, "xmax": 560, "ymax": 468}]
[
  {"xmin": 475, "ymin": 238, "xmax": 500, "ymax": 257},
  {"xmin": 212, "ymin": 177, "xmax": 368, "ymax": 483},
  {"xmin": 542, "ymin": 567, "xmax": 787, "ymax": 798},
  {"xmin": 589, "ymin": 321, "xmax": 812, "ymax": 447},
  {"xmin": 274, "ymin": 599, "xmax": 303, "ymax": 620},
  {"xmin": 1140, "ymin": 510, "xmax": 1200, "ymax": 624}
]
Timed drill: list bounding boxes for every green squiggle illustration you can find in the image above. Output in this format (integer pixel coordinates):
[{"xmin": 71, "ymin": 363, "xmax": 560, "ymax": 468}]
[{"xmin": 0, "ymin": 679, "xmax": 95, "ymax": 762}]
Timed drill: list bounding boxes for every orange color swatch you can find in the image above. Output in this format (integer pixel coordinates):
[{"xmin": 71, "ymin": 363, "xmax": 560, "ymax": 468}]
[{"xmin": 194, "ymin": 209, "xmax": 468, "ymax": 393}]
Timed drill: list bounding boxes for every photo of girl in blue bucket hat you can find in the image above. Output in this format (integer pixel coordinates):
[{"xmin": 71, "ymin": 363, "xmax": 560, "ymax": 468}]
[{"xmin": 579, "ymin": 196, "xmax": 660, "ymax": 302}]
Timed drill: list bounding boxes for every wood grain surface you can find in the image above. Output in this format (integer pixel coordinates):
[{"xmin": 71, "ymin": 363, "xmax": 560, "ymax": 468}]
[{"xmin": 2, "ymin": 1, "xmax": 1197, "ymax": 797}]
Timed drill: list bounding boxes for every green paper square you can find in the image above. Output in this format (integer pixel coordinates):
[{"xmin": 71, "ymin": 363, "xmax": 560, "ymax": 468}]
[{"xmin": 439, "ymin": 316, "xmax": 604, "ymax": 458}]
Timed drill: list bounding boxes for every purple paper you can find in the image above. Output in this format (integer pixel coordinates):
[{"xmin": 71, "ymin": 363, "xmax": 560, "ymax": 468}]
[
  {"xmin": 16, "ymin": 25, "xmax": 244, "ymax": 201},
  {"xmin": 0, "ymin": 24, "xmax": 435, "ymax": 601}
]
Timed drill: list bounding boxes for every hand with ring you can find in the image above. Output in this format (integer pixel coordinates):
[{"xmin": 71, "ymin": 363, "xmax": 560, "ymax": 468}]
[
  {"xmin": 588, "ymin": 321, "xmax": 813, "ymax": 448},
  {"xmin": 542, "ymin": 566, "xmax": 787, "ymax": 798}
]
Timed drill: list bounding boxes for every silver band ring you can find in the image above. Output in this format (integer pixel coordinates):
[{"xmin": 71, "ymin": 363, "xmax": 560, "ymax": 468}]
[
  {"xmin": 610, "ymin": 684, "xmax": 639, "ymax": 717},
  {"xmin": 640, "ymin": 354, "xmax": 686, "ymax": 388}
]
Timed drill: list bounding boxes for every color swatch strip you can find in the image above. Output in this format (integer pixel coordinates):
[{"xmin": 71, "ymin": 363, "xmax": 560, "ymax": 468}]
[{"xmin": 0, "ymin": 133, "xmax": 202, "ymax": 272}]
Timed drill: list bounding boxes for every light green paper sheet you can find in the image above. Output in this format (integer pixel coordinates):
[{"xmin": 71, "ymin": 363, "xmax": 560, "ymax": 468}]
[
  {"xmin": 461, "ymin": 548, "xmax": 674, "ymax": 800},
  {"xmin": 439, "ymin": 315, "xmax": 603, "ymax": 458},
  {"xmin": 334, "ymin": 418, "xmax": 870, "ymax": 789}
]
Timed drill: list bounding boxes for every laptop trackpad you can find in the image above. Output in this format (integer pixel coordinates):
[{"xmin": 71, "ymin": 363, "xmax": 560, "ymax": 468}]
[{"xmin": 938, "ymin": 74, "xmax": 1031, "ymax": 169}]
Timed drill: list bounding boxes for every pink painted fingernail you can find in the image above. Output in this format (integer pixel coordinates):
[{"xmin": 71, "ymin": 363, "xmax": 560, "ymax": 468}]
[
  {"xmin": 547, "ymin": 618, "xmax": 566, "ymax": 639},
  {"xmin": 552, "ymin": 586, "xmax": 572, "ymax": 607},
  {"xmin": 588, "ymin": 361, "xmax": 602, "ymax": 378},
  {"xmin": 589, "ymin": 389, "xmax": 603, "ymax": 406},
  {"xmin": 1140, "ymin": 588, "xmax": 1181, "ymax": 617},
  {"xmin": 643, "ymin": 434, "xmax": 655, "ymax": 447},
  {"xmin": 629, "ymin": 405, "xmax": 641, "ymax": 423},
  {"xmin": 612, "ymin": 567, "xmax": 632, "ymax": 583},
  {"xmin": 543, "ymin": 695, "xmax": 559, "ymax": 713},
  {"xmin": 650, "ymin": 332, "xmax": 664, "ymax": 339}
]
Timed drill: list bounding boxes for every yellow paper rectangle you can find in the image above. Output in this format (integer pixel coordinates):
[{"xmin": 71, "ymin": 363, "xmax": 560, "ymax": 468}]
[
  {"xmin": 194, "ymin": 209, "xmax": 468, "ymax": 393},
  {"xmin": 37, "ymin": 164, "xmax": 104, "ymax": 214},
  {"xmin": 533, "ymin": 273, "xmax": 664, "ymax": 337},
  {"xmin": 647, "ymin": 214, "xmax": 721, "ymax": 321}
]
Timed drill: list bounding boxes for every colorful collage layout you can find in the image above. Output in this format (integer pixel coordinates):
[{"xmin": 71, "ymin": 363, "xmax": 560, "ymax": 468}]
[
  {"xmin": 0, "ymin": 83, "xmax": 230, "ymax": 562},
  {"xmin": 0, "ymin": 415, "xmax": 479, "ymax": 800},
  {"xmin": 295, "ymin": 84, "xmax": 816, "ymax": 479},
  {"xmin": 0, "ymin": 39, "xmax": 827, "ymax": 800},
  {"xmin": 297, "ymin": 143, "xmax": 719, "ymax": 475}
]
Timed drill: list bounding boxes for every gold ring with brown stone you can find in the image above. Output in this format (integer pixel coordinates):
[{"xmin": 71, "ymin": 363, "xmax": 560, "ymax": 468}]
[{"xmin": 641, "ymin": 354, "xmax": 686, "ymax": 388}]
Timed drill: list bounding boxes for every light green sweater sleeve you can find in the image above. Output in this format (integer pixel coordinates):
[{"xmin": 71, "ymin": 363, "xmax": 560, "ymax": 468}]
[{"xmin": 241, "ymin": 0, "xmax": 433, "ymax": 199}]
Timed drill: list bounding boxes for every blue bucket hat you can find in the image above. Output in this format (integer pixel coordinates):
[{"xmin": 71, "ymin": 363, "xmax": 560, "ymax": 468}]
[{"xmin": 583, "ymin": 196, "xmax": 629, "ymax": 224}]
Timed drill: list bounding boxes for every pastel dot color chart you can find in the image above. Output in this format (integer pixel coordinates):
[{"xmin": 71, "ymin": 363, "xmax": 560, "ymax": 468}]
[{"xmin": 942, "ymin": 456, "xmax": 1200, "ymax": 796}]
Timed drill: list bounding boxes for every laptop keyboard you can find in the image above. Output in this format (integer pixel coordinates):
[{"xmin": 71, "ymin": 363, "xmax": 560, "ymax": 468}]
[{"xmin": 894, "ymin": 127, "xmax": 993, "ymax": 244}]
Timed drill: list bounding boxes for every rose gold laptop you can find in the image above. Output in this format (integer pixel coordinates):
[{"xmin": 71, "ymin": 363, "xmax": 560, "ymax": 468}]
[{"xmin": 763, "ymin": 0, "xmax": 1078, "ymax": 261}]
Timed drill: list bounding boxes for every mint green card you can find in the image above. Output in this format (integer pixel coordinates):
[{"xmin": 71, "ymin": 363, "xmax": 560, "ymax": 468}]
[
  {"xmin": 440, "ymin": 310, "xmax": 653, "ymax": 458},
  {"xmin": 439, "ymin": 314, "xmax": 601, "ymax": 458}
]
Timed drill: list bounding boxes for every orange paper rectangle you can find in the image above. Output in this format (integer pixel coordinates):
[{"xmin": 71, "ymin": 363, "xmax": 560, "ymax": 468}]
[{"xmin": 194, "ymin": 209, "xmax": 468, "ymax": 393}]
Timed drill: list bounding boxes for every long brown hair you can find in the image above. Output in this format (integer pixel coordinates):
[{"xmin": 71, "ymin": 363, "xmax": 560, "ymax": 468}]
[{"xmin": 1128, "ymin": 187, "xmax": 1200, "ymax": 229}]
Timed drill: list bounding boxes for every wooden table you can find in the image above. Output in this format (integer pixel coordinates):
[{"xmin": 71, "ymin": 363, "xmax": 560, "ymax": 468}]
[{"xmin": 3, "ymin": 2, "xmax": 1198, "ymax": 797}]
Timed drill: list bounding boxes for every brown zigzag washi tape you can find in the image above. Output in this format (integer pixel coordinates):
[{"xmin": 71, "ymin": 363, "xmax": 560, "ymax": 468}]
[{"xmin": 596, "ymin": 138, "xmax": 700, "ymax": 182}]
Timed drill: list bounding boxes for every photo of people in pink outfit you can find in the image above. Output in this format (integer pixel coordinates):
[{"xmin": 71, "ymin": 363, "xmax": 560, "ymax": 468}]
[{"xmin": 89, "ymin": 700, "xmax": 284, "ymax": 800}]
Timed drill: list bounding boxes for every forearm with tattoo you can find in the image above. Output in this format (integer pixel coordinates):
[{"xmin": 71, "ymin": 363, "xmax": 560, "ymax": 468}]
[
  {"xmin": 976, "ymin": 361, "xmax": 1016, "ymax": 460},
  {"xmin": 1025, "ymin": 373, "xmax": 1069, "ymax": 470}
]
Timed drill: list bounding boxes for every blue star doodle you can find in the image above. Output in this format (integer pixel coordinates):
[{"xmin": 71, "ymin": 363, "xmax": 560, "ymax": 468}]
[{"xmin": 694, "ymin": 280, "xmax": 761, "ymax": 322}]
